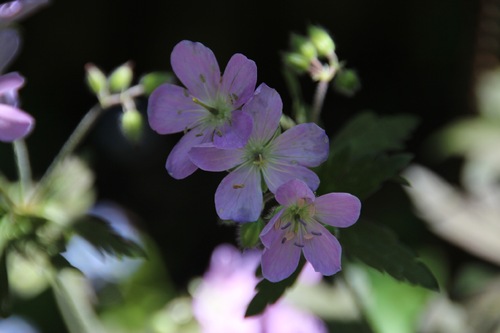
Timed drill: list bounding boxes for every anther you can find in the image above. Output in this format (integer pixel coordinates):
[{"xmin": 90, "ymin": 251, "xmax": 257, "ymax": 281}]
[
  {"xmin": 294, "ymin": 242, "xmax": 305, "ymax": 248},
  {"xmin": 311, "ymin": 231, "xmax": 322, "ymax": 236},
  {"xmin": 280, "ymin": 222, "xmax": 291, "ymax": 230}
]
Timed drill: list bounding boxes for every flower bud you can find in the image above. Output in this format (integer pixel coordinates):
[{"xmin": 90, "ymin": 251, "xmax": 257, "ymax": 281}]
[
  {"xmin": 139, "ymin": 72, "xmax": 174, "ymax": 96},
  {"xmin": 290, "ymin": 33, "xmax": 317, "ymax": 61},
  {"xmin": 283, "ymin": 52, "xmax": 310, "ymax": 73},
  {"xmin": 120, "ymin": 109, "xmax": 143, "ymax": 143},
  {"xmin": 85, "ymin": 63, "xmax": 107, "ymax": 95},
  {"xmin": 108, "ymin": 62, "xmax": 134, "ymax": 93},
  {"xmin": 308, "ymin": 25, "xmax": 335, "ymax": 57},
  {"xmin": 333, "ymin": 68, "xmax": 361, "ymax": 97}
]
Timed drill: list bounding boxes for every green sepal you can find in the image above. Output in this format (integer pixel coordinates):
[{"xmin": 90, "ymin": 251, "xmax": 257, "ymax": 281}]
[{"xmin": 238, "ymin": 218, "xmax": 265, "ymax": 249}]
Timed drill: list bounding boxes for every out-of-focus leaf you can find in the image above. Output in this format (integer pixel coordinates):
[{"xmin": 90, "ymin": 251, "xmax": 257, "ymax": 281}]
[
  {"xmin": 39, "ymin": 157, "xmax": 95, "ymax": 225},
  {"xmin": 245, "ymin": 260, "xmax": 304, "ymax": 317},
  {"xmin": 319, "ymin": 111, "xmax": 418, "ymax": 199},
  {"xmin": 72, "ymin": 216, "xmax": 146, "ymax": 259},
  {"xmin": 341, "ymin": 221, "xmax": 439, "ymax": 291}
]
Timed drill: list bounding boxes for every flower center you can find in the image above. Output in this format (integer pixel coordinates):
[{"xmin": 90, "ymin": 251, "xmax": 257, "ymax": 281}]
[{"xmin": 277, "ymin": 200, "xmax": 321, "ymax": 247}]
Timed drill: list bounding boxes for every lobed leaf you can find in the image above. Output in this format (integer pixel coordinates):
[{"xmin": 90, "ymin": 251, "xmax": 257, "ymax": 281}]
[{"xmin": 340, "ymin": 221, "xmax": 439, "ymax": 291}]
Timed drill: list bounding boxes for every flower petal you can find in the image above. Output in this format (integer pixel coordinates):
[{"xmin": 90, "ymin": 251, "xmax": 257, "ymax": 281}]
[
  {"xmin": 189, "ymin": 143, "xmax": 245, "ymax": 172},
  {"xmin": 170, "ymin": 40, "xmax": 220, "ymax": 102},
  {"xmin": 302, "ymin": 223, "xmax": 342, "ymax": 276},
  {"xmin": 314, "ymin": 193, "xmax": 361, "ymax": 228},
  {"xmin": 273, "ymin": 123, "xmax": 329, "ymax": 167},
  {"xmin": 215, "ymin": 166, "xmax": 262, "ymax": 222},
  {"xmin": 0, "ymin": 29, "xmax": 20, "ymax": 73},
  {"xmin": 259, "ymin": 209, "xmax": 285, "ymax": 248},
  {"xmin": 147, "ymin": 83, "xmax": 207, "ymax": 134},
  {"xmin": 0, "ymin": 0, "xmax": 49, "ymax": 24},
  {"xmin": 243, "ymin": 84, "xmax": 282, "ymax": 143},
  {"xmin": 165, "ymin": 127, "xmax": 212, "ymax": 179},
  {"xmin": 212, "ymin": 110, "xmax": 253, "ymax": 149},
  {"xmin": 220, "ymin": 53, "xmax": 257, "ymax": 108},
  {"xmin": 0, "ymin": 104, "xmax": 34, "ymax": 141},
  {"xmin": 275, "ymin": 179, "xmax": 315, "ymax": 207},
  {"xmin": 0, "ymin": 71, "xmax": 24, "ymax": 93},
  {"xmin": 262, "ymin": 163, "xmax": 320, "ymax": 193},
  {"xmin": 261, "ymin": 238, "xmax": 301, "ymax": 282}
]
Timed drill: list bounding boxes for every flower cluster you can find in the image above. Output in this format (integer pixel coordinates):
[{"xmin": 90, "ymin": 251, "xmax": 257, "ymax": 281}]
[{"xmin": 148, "ymin": 40, "xmax": 361, "ymax": 282}]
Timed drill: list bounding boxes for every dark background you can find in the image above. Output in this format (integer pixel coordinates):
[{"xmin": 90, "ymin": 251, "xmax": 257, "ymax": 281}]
[{"xmin": 1, "ymin": 0, "xmax": 485, "ymax": 288}]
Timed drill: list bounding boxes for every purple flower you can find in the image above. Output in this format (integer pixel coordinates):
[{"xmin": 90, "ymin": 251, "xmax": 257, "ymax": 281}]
[
  {"xmin": 260, "ymin": 179, "xmax": 361, "ymax": 282},
  {"xmin": 0, "ymin": 72, "xmax": 34, "ymax": 142},
  {"xmin": 148, "ymin": 40, "xmax": 257, "ymax": 179},
  {"xmin": 0, "ymin": 28, "xmax": 20, "ymax": 73},
  {"xmin": 189, "ymin": 84, "xmax": 329, "ymax": 222},
  {"xmin": 0, "ymin": 0, "xmax": 50, "ymax": 26},
  {"xmin": 192, "ymin": 244, "xmax": 328, "ymax": 333}
]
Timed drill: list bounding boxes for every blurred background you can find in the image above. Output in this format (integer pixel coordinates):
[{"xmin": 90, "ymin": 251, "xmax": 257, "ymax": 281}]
[{"xmin": 2, "ymin": 0, "xmax": 498, "ymax": 332}]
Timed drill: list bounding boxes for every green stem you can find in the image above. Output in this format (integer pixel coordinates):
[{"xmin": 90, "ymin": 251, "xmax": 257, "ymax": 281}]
[
  {"xmin": 13, "ymin": 140, "xmax": 32, "ymax": 201},
  {"xmin": 310, "ymin": 80, "xmax": 329, "ymax": 125},
  {"xmin": 49, "ymin": 268, "xmax": 105, "ymax": 333},
  {"xmin": 29, "ymin": 104, "xmax": 104, "ymax": 203}
]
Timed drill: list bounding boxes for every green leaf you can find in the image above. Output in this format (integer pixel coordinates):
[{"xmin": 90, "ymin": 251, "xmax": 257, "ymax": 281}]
[
  {"xmin": 245, "ymin": 260, "xmax": 304, "ymax": 317},
  {"xmin": 72, "ymin": 216, "xmax": 146, "ymax": 259},
  {"xmin": 331, "ymin": 111, "xmax": 418, "ymax": 157},
  {"xmin": 341, "ymin": 221, "xmax": 439, "ymax": 291},
  {"xmin": 319, "ymin": 112, "xmax": 418, "ymax": 199}
]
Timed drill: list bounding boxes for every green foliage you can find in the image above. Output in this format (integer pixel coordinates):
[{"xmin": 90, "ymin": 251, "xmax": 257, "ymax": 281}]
[
  {"xmin": 318, "ymin": 111, "xmax": 418, "ymax": 199},
  {"xmin": 72, "ymin": 216, "xmax": 146, "ymax": 259},
  {"xmin": 341, "ymin": 221, "xmax": 439, "ymax": 291},
  {"xmin": 245, "ymin": 260, "xmax": 304, "ymax": 317}
]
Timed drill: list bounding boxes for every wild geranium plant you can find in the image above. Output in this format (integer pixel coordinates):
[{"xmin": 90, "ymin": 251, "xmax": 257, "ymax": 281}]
[{"xmin": 0, "ymin": 2, "xmax": 440, "ymax": 332}]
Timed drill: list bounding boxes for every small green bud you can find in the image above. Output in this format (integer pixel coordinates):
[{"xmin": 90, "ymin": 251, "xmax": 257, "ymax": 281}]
[
  {"xmin": 284, "ymin": 52, "xmax": 310, "ymax": 73},
  {"xmin": 85, "ymin": 63, "xmax": 107, "ymax": 95},
  {"xmin": 108, "ymin": 62, "xmax": 134, "ymax": 93},
  {"xmin": 290, "ymin": 33, "xmax": 317, "ymax": 61},
  {"xmin": 308, "ymin": 25, "xmax": 335, "ymax": 57},
  {"xmin": 120, "ymin": 109, "xmax": 143, "ymax": 143},
  {"xmin": 238, "ymin": 218, "xmax": 265, "ymax": 248},
  {"xmin": 140, "ymin": 72, "xmax": 174, "ymax": 95},
  {"xmin": 333, "ymin": 68, "xmax": 361, "ymax": 97}
]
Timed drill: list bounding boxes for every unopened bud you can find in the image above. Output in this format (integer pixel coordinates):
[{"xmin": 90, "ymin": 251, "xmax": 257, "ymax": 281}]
[
  {"xmin": 333, "ymin": 68, "xmax": 361, "ymax": 97},
  {"xmin": 120, "ymin": 109, "xmax": 143, "ymax": 143},
  {"xmin": 85, "ymin": 63, "xmax": 107, "ymax": 95},
  {"xmin": 308, "ymin": 25, "xmax": 335, "ymax": 57},
  {"xmin": 290, "ymin": 33, "xmax": 317, "ymax": 61},
  {"xmin": 109, "ymin": 62, "xmax": 134, "ymax": 93},
  {"xmin": 140, "ymin": 72, "xmax": 174, "ymax": 95},
  {"xmin": 284, "ymin": 52, "xmax": 310, "ymax": 73}
]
